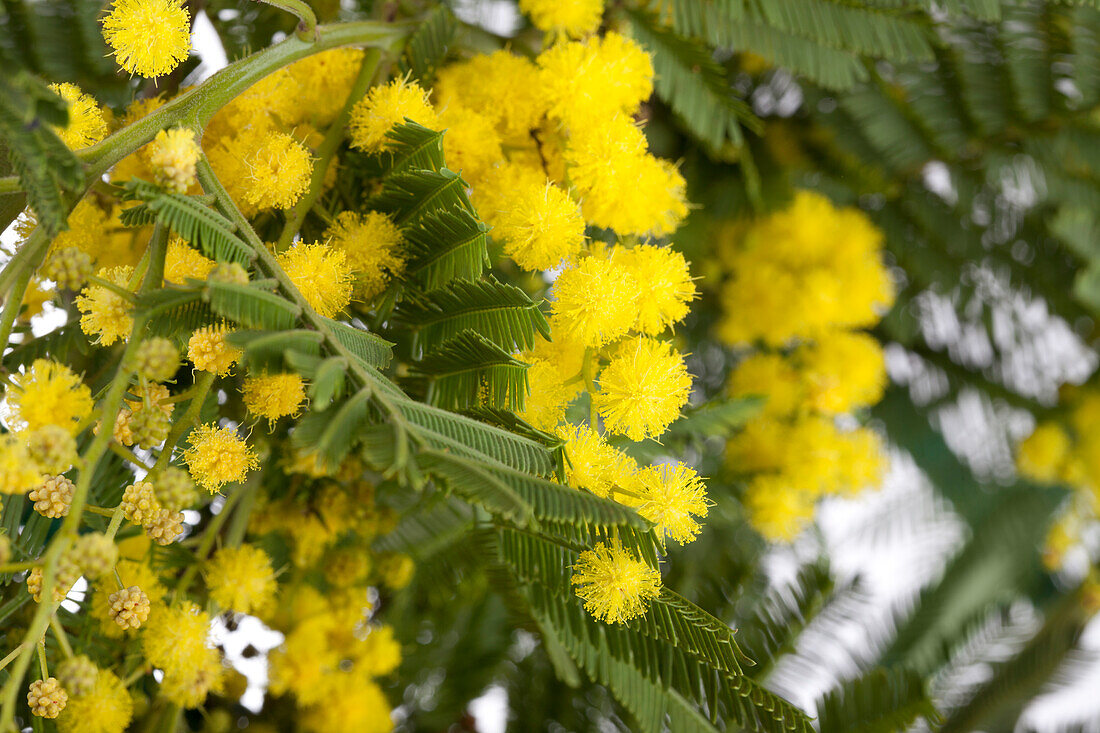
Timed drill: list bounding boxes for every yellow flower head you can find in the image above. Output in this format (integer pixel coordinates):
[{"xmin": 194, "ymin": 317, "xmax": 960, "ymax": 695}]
[
  {"xmin": 187, "ymin": 323, "xmax": 240, "ymax": 376},
  {"xmin": 0, "ymin": 434, "xmax": 43, "ymax": 494},
  {"xmin": 571, "ymin": 540, "xmax": 661, "ymax": 624},
  {"xmin": 55, "ymin": 669, "xmax": 133, "ymax": 733},
  {"xmin": 6, "ymin": 359, "xmax": 93, "ymax": 435},
  {"xmin": 181, "ymin": 423, "xmax": 258, "ymax": 493},
  {"xmin": 91, "ymin": 559, "xmax": 166, "ymax": 638},
  {"xmin": 538, "ymin": 33, "xmax": 653, "ymax": 128},
  {"xmin": 47, "ymin": 83, "xmax": 107, "ymax": 150},
  {"xmin": 632, "ymin": 463, "xmax": 709, "ymax": 545},
  {"xmin": 286, "ymin": 48, "xmax": 367, "ymax": 127},
  {"xmin": 142, "ymin": 600, "xmax": 212, "ymax": 671},
  {"xmin": 744, "ymin": 476, "xmax": 815, "ymax": 542},
  {"xmin": 349, "ymin": 78, "xmax": 440, "ymax": 153},
  {"xmin": 1017, "ymin": 422, "xmax": 1072, "ymax": 484},
  {"xmin": 434, "ymin": 51, "xmax": 546, "ymax": 138},
  {"xmin": 298, "ymin": 675, "xmax": 393, "ymax": 733},
  {"xmin": 595, "ymin": 337, "xmax": 691, "ymax": 441},
  {"xmin": 324, "ymin": 211, "xmax": 405, "ymax": 299},
  {"xmin": 75, "ymin": 266, "xmax": 134, "ymax": 346},
  {"xmin": 517, "ymin": 358, "xmax": 583, "ymax": 431},
  {"xmin": 520, "ymin": 0, "xmax": 603, "ymax": 37},
  {"xmin": 567, "ymin": 117, "xmax": 688, "ymax": 236},
  {"xmin": 243, "ymin": 372, "xmax": 306, "ymax": 425},
  {"xmin": 558, "ymin": 423, "xmax": 636, "ymax": 499},
  {"xmin": 495, "ymin": 179, "xmax": 586, "ymax": 271},
  {"xmin": 102, "ymin": 0, "xmax": 191, "ymax": 78},
  {"xmin": 438, "ymin": 104, "xmax": 503, "ymax": 187},
  {"xmin": 799, "ymin": 331, "xmax": 886, "ymax": 414},
  {"xmin": 160, "ymin": 651, "xmax": 224, "ymax": 708},
  {"xmin": 149, "ymin": 128, "xmax": 200, "ymax": 192},
  {"xmin": 728, "ymin": 352, "xmax": 803, "ymax": 418},
  {"xmin": 616, "ymin": 245, "xmax": 696, "ymax": 335},
  {"xmin": 242, "ymin": 132, "xmax": 312, "ymax": 211},
  {"xmin": 551, "ymin": 257, "xmax": 638, "ymax": 347},
  {"xmin": 205, "ymin": 544, "xmax": 277, "ymax": 615},
  {"xmin": 277, "ymin": 242, "xmax": 354, "ymax": 318},
  {"xmin": 164, "ymin": 238, "xmax": 216, "ymax": 284}
]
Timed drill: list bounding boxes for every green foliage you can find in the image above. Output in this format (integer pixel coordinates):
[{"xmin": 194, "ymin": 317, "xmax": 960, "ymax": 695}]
[
  {"xmin": 401, "ymin": 207, "xmax": 490, "ymax": 290},
  {"xmin": 412, "ymin": 329, "xmax": 529, "ymax": 410},
  {"xmin": 398, "ymin": 5, "xmax": 457, "ymax": 85},
  {"xmin": 816, "ymin": 669, "xmax": 938, "ymax": 733}
]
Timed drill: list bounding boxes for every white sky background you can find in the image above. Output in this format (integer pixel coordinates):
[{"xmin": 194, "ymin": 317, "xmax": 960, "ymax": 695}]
[{"xmin": 3, "ymin": 8, "xmax": 1098, "ymax": 732}]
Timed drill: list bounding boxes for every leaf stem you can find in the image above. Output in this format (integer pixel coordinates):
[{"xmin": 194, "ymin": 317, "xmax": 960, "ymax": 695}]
[
  {"xmin": 151, "ymin": 371, "xmax": 215, "ymax": 473},
  {"xmin": 48, "ymin": 617, "xmax": 72, "ymax": 659},
  {"xmin": 255, "ymin": 0, "xmax": 319, "ymax": 40},
  {"xmin": 86, "ymin": 274, "xmax": 138, "ymax": 302},
  {"xmin": 0, "ymin": 268, "xmax": 33, "ymax": 352}
]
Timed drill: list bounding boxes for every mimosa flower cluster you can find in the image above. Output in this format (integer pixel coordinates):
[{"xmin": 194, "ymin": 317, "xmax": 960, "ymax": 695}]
[{"xmin": 717, "ymin": 191, "xmax": 895, "ymax": 541}]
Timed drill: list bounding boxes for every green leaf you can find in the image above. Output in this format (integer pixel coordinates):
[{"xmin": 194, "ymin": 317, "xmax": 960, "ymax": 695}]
[
  {"xmin": 412, "ymin": 330, "xmax": 529, "ymax": 411},
  {"xmin": 396, "ymin": 276, "xmax": 551, "ymax": 355},
  {"xmin": 419, "ymin": 449, "xmax": 534, "ymax": 524},
  {"xmin": 663, "ymin": 397, "xmax": 765, "ymax": 438},
  {"xmin": 371, "ymin": 168, "xmax": 475, "ymax": 226},
  {"xmin": 321, "ymin": 317, "xmax": 394, "ymax": 369},
  {"xmin": 817, "ymin": 669, "xmax": 938, "ymax": 733},
  {"xmin": 398, "ymin": 5, "xmax": 457, "ymax": 85},
  {"xmin": 379, "ymin": 121, "xmax": 447, "ymax": 176},
  {"xmin": 401, "ymin": 207, "xmax": 490, "ymax": 291},
  {"xmin": 227, "ymin": 329, "xmax": 325, "ymax": 372},
  {"xmin": 204, "ymin": 280, "xmax": 300, "ymax": 331},
  {"xmin": 291, "ymin": 387, "xmax": 373, "ymax": 467},
  {"xmin": 308, "ymin": 356, "xmax": 349, "ymax": 410},
  {"xmin": 119, "ymin": 179, "xmax": 255, "ymax": 265},
  {"xmin": 627, "ymin": 9, "xmax": 758, "ymax": 151}
]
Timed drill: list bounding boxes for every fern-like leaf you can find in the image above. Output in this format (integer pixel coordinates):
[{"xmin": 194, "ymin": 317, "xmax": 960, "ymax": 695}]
[
  {"xmin": 204, "ymin": 279, "xmax": 300, "ymax": 331},
  {"xmin": 817, "ymin": 669, "xmax": 938, "ymax": 733},
  {"xmin": 371, "ymin": 168, "xmax": 474, "ymax": 226},
  {"xmin": 398, "ymin": 5, "xmax": 457, "ymax": 85},
  {"xmin": 401, "ymin": 207, "xmax": 490, "ymax": 290},
  {"xmin": 412, "ymin": 330, "xmax": 529, "ymax": 411}
]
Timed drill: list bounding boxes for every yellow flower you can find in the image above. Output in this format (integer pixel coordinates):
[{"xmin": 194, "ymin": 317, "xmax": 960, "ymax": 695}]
[
  {"xmin": 434, "ymin": 51, "xmax": 546, "ymax": 138},
  {"xmin": 47, "ymin": 83, "xmax": 107, "ymax": 150},
  {"xmin": 298, "ymin": 675, "xmax": 393, "ymax": 733},
  {"xmin": 159, "ymin": 651, "xmax": 224, "ymax": 708},
  {"xmin": 537, "ymin": 33, "xmax": 653, "ymax": 128},
  {"xmin": 76, "ymin": 267, "xmax": 134, "ymax": 346},
  {"xmin": 149, "ymin": 128, "xmax": 200, "ymax": 192},
  {"xmin": 567, "ymin": 117, "xmax": 688, "ymax": 236},
  {"xmin": 181, "ymin": 423, "xmax": 258, "ymax": 493},
  {"xmin": 1016, "ymin": 422, "xmax": 1072, "ymax": 484},
  {"xmin": 324, "ymin": 212, "xmax": 405, "ymax": 299},
  {"xmin": 349, "ymin": 78, "xmax": 440, "ymax": 153},
  {"xmin": 438, "ymin": 104, "xmax": 503, "ymax": 188},
  {"xmin": 517, "ymin": 358, "xmax": 582, "ymax": 431},
  {"xmin": 0, "ymin": 434, "xmax": 43, "ymax": 494},
  {"xmin": 285, "ymin": 48, "xmax": 367, "ymax": 127},
  {"xmin": 164, "ymin": 238, "xmax": 216, "ymax": 283},
  {"xmin": 571, "ymin": 540, "xmax": 661, "ymax": 624},
  {"xmin": 242, "ymin": 132, "xmax": 313, "ymax": 211},
  {"xmin": 142, "ymin": 601, "xmax": 213, "ymax": 674},
  {"xmin": 616, "ymin": 245, "xmax": 696, "ymax": 335},
  {"xmin": 243, "ymin": 372, "xmax": 306, "ymax": 424},
  {"xmin": 277, "ymin": 242, "xmax": 354, "ymax": 318},
  {"xmin": 91, "ymin": 559, "xmax": 167, "ymax": 638},
  {"xmin": 5, "ymin": 359, "xmax": 93, "ymax": 435},
  {"xmin": 728, "ymin": 352, "xmax": 804, "ymax": 418},
  {"xmin": 494, "ymin": 179, "xmax": 586, "ymax": 271},
  {"xmin": 55, "ymin": 669, "xmax": 133, "ymax": 733},
  {"xmin": 558, "ymin": 424, "xmax": 636, "ymax": 499},
  {"xmin": 631, "ymin": 463, "xmax": 709, "ymax": 545},
  {"xmin": 551, "ymin": 257, "xmax": 638, "ymax": 347},
  {"xmin": 800, "ymin": 331, "xmax": 887, "ymax": 414},
  {"xmin": 205, "ymin": 544, "xmax": 277, "ymax": 615},
  {"xmin": 744, "ymin": 476, "xmax": 816, "ymax": 542},
  {"xmin": 595, "ymin": 337, "xmax": 691, "ymax": 441},
  {"xmin": 102, "ymin": 0, "xmax": 191, "ymax": 78},
  {"xmin": 520, "ymin": 0, "xmax": 603, "ymax": 37},
  {"xmin": 187, "ymin": 323, "xmax": 240, "ymax": 375}
]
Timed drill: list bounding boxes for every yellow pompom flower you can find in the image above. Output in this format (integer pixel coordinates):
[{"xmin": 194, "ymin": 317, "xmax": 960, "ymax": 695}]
[
  {"xmin": 595, "ymin": 337, "xmax": 691, "ymax": 441},
  {"xmin": 141, "ymin": 601, "xmax": 210, "ymax": 670},
  {"xmin": 55, "ymin": 669, "xmax": 133, "ymax": 733},
  {"xmin": 5, "ymin": 359, "xmax": 93, "ymax": 435},
  {"xmin": 567, "ymin": 117, "xmax": 688, "ymax": 236},
  {"xmin": 0, "ymin": 435, "xmax": 43, "ymax": 494},
  {"xmin": 617, "ymin": 245, "xmax": 696, "ymax": 335},
  {"xmin": 516, "ymin": 358, "xmax": 582, "ymax": 431},
  {"xmin": 559, "ymin": 424, "xmax": 636, "ymax": 499},
  {"xmin": 434, "ymin": 51, "xmax": 546, "ymax": 138},
  {"xmin": 551, "ymin": 257, "xmax": 638, "ymax": 347},
  {"xmin": 631, "ymin": 463, "xmax": 709, "ymax": 545},
  {"xmin": 438, "ymin": 104, "xmax": 503, "ymax": 188},
  {"xmin": 205, "ymin": 544, "xmax": 277, "ymax": 615},
  {"xmin": 243, "ymin": 372, "xmax": 306, "ymax": 424},
  {"xmin": 494, "ymin": 179, "xmax": 586, "ymax": 271},
  {"xmin": 187, "ymin": 323, "xmax": 240, "ymax": 375},
  {"xmin": 242, "ymin": 132, "xmax": 312, "ymax": 210},
  {"xmin": 1017, "ymin": 422, "xmax": 1072, "ymax": 484},
  {"xmin": 537, "ymin": 33, "xmax": 653, "ymax": 127},
  {"xmin": 520, "ymin": 0, "xmax": 603, "ymax": 37},
  {"xmin": 800, "ymin": 331, "xmax": 887, "ymax": 414},
  {"xmin": 285, "ymin": 48, "xmax": 367, "ymax": 126},
  {"xmin": 324, "ymin": 212, "xmax": 405, "ymax": 299},
  {"xmin": 47, "ymin": 83, "xmax": 107, "ymax": 150},
  {"xmin": 91, "ymin": 559, "xmax": 167, "ymax": 638},
  {"xmin": 728, "ymin": 352, "xmax": 804, "ymax": 418},
  {"xmin": 149, "ymin": 128, "xmax": 200, "ymax": 192},
  {"xmin": 75, "ymin": 266, "xmax": 134, "ymax": 346},
  {"xmin": 744, "ymin": 476, "xmax": 816, "ymax": 542},
  {"xmin": 299, "ymin": 675, "xmax": 393, "ymax": 733},
  {"xmin": 181, "ymin": 423, "xmax": 258, "ymax": 493},
  {"xmin": 571, "ymin": 540, "xmax": 661, "ymax": 623},
  {"xmin": 277, "ymin": 242, "xmax": 354, "ymax": 318},
  {"xmin": 349, "ymin": 78, "xmax": 440, "ymax": 153},
  {"xmin": 102, "ymin": 0, "xmax": 191, "ymax": 77},
  {"xmin": 164, "ymin": 238, "xmax": 216, "ymax": 283}
]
